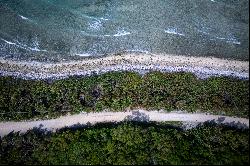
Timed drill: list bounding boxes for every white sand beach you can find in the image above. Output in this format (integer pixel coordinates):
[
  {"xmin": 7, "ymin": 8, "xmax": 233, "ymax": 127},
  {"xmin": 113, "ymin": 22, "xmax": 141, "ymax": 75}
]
[{"xmin": 0, "ymin": 53, "xmax": 249, "ymax": 79}]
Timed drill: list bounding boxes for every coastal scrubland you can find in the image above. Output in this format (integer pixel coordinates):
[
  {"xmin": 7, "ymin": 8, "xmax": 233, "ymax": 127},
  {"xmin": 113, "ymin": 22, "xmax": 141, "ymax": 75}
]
[
  {"xmin": 0, "ymin": 71, "xmax": 248, "ymax": 121},
  {"xmin": 0, "ymin": 121, "xmax": 248, "ymax": 165}
]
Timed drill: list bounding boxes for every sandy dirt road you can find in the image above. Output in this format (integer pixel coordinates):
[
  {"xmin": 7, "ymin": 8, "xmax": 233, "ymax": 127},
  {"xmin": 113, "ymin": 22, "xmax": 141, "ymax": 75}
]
[{"xmin": 0, "ymin": 110, "xmax": 248, "ymax": 137}]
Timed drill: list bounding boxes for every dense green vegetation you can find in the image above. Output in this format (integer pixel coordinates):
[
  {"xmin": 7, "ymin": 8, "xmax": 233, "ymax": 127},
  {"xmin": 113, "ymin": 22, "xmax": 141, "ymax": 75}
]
[
  {"xmin": 0, "ymin": 71, "xmax": 249, "ymax": 120},
  {"xmin": 0, "ymin": 122, "xmax": 248, "ymax": 165}
]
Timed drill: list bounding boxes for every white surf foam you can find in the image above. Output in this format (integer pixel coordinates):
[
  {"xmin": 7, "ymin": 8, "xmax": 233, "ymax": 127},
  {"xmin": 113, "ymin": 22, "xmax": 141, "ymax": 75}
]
[
  {"xmin": 88, "ymin": 20, "xmax": 103, "ymax": 31},
  {"xmin": 18, "ymin": 15, "xmax": 29, "ymax": 20},
  {"xmin": 1, "ymin": 38, "xmax": 47, "ymax": 52},
  {"xmin": 1, "ymin": 38, "xmax": 16, "ymax": 45},
  {"xmin": 75, "ymin": 53, "xmax": 92, "ymax": 57},
  {"xmin": 113, "ymin": 29, "xmax": 131, "ymax": 37},
  {"xmin": 197, "ymin": 27, "xmax": 241, "ymax": 45},
  {"xmin": 164, "ymin": 28, "xmax": 185, "ymax": 36}
]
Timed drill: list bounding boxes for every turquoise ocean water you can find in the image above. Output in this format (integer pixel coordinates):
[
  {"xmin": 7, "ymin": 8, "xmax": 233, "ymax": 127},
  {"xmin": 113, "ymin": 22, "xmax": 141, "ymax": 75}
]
[{"xmin": 0, "ymin": 0, "xmax": 249, "ymax": 61}]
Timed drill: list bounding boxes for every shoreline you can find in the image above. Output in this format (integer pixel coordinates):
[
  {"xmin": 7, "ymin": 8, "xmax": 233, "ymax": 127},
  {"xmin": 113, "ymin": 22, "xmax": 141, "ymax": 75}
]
[
  {"xmin": 0, "ymin": 110, "xmax": 249, "ymax": 137},
  {"xmin": 0, "ymin": 53, "xmax": 249, "ymax": 80}
]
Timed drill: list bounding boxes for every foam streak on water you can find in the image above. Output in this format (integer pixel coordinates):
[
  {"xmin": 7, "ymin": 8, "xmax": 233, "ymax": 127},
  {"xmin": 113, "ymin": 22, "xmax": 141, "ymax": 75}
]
[
  {"xmin": 18, "ymin": 15, "xmax": 29, "ymax": 20},
  {"xmin": 164, "ymin": 28, "xmax": 185, "ymax": 36}
]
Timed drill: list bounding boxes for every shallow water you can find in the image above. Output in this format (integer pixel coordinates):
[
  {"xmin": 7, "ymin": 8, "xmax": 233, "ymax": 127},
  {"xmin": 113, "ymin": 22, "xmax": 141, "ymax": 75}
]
[{"xmin": 0, "ymin": 0, "xmax": 249, "ymax": 61}]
